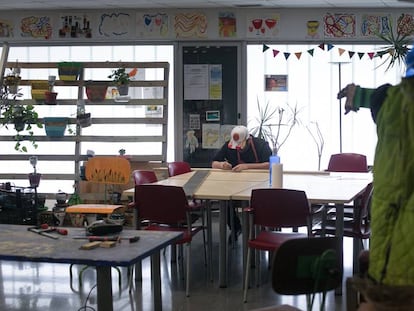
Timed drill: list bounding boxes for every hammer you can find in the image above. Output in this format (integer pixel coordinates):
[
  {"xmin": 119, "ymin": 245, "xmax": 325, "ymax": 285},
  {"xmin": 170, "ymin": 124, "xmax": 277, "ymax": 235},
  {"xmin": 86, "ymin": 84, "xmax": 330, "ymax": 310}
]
[{"xmin": 28, "ymin": 226, "xmax": 59, "ymax": 239}]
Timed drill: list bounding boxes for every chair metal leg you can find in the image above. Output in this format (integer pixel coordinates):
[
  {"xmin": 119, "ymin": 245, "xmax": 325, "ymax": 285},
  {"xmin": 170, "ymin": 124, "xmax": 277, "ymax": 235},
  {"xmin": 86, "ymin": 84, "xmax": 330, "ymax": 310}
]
[
  {"xmin": 243, "ymin": 247, "xmax": 252, "ymax": 302},
  {"xmin": 186, "ymin": 242, "xmax": 191, "ymax": 297},
  {"xmin": 255, "ymin": 249, "xmax": 261, "ymax": 287}
]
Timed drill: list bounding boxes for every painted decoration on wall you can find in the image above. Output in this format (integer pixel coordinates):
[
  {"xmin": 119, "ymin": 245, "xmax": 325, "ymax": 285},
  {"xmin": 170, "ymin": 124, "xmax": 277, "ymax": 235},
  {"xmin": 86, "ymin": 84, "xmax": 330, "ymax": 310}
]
[
  {"xmin": 174, "ymin": 12, "xmax": 207, "ymax": 38},
  {"xmin": 324, "ymin": 13, "xmax": 356, "ymax": 38},
  {"xmin": 209, "ymin": 64, "xmax": 222, "ymax": 100},
  {"xmin": 137, "ymin": 12, "xmax": 169, "ymax": 37},
  {"xmin": 20, "ymin": 16, "xmax": 53, "ymax": 39},
  {"xmin": 306, "ymin": 20, "xmax": 321, "ymax": 39},
  {"xmin": 185, "ymin": 130, "xmax": 199, "ymax": 155},
  {"xmin": 58, "ymin": 14, "xmax": 92, "ymax": 38},
  {"xmin": 218, "ymin": 12, "xmax": 236, "ymax": 37},
  {"xmin": 0, "ymin": 19, "xmax": 13, "ymax": 37},
  {"xmin": 202, "ymin": 123, "xmax": 220, "ymax": 149},
  {"xmin": 99, "ymin": 13, "xmax": 131, "ymax": 37},
  {"xmin": 397, "ymin": 13, "xmax": 414, "ymax": 36},
  {"xmin": 220, "ymin": 125, "xmax": 235, "ymax": 145},
  {"xmin": 265, "ymin": 75, "xmax": 288, "ymax": 91},
  {"xmin": 360, "ymin": 14, "xmax": 391, "ymax": 37},
  {"xmin": 246, "ymin": 14, "xmax": 279, "ymax": 37}
]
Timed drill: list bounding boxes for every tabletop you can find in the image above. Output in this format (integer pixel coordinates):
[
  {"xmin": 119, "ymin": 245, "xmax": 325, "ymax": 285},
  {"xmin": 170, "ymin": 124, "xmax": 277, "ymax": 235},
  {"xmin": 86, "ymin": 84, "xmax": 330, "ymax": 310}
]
[{"xmin": 0, "ymin": 224, "xmax": 182, "ymax": 267}]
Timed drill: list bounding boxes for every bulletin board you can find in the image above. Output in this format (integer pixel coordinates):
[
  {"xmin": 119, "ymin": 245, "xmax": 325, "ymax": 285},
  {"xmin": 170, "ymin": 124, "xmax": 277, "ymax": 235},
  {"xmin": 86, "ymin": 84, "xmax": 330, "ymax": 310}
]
[{"xmin": 182, "ymin": 45, "xmax": 238, "ymax": 167}]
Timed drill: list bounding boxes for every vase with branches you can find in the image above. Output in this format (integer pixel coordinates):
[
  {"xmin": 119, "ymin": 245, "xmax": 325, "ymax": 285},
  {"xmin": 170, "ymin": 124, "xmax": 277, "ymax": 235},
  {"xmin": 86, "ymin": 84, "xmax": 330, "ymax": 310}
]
[
  {"xmin": 306, "ymin": 121, "xmax": 324, "ymax": 170},
  {"xmin": 249, "ymin": 99, "xmax": 301, "ymax": 156}
]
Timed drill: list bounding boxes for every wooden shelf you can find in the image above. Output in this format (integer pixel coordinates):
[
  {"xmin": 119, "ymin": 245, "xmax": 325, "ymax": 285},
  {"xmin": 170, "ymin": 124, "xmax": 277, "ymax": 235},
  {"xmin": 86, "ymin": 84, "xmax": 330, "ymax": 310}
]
[{"xmin": 0, "ymin": 54, "xmax": 169, "ymax": 198}]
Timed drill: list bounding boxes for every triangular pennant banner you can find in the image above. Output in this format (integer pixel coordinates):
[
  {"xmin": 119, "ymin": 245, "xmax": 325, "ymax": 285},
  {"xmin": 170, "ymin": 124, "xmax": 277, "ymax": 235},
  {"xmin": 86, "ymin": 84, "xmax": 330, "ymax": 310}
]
[
  {"xmin": 263, "ymin": 44, "xmax": 270, "ymax": 52},
  {"xmin": 348, "ymin": 51, "xmax": 355, "ymax": 59},
  {"xmin": 295, "ymin": 52, "xmax": 302, "ymax": 60},
  {"xmin": 367, "ymin": 52, "xmax": 375, "ymax": 60},
  {"xmin": 307, "ymin": 49, "xmax": 314, "ymax": 56},
  {"xmin": 327, "ymin": 44, "xmax": 334, "ymax": 51},
  {"xmin": 358, "ymin": 52, "xmax": 364, "ymax": 59},
  {"xmin": 273, "ymin": 49, "xmax": 280, "ymax": 57},
  {"xmin": 318, "ymin": 43, "xmax": 325, "ymax": 50},
  {"xmin": 338, "ymin": 48, "xmax": 346, "ymax": 56},
  {"xmin": 284, "ymin": 52, "xmax": 291, "ymax": 60}
]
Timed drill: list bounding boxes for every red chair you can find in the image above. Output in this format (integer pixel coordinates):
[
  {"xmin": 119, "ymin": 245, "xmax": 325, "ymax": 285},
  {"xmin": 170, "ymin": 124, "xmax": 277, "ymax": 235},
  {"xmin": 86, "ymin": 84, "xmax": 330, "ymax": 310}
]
[
  {"xmin": 327, "ymin": 153, "xmax": 368, "ymax": 173},
  {"xmin": 243, "ymin": 188, "xmax": 312, "ymax": 302},
  {"xmin": 317, "ymin": 152, "xmax": 369, "ymax": 228},
  {"xmin": 167, "ymin": 161, "xmax": 192, "ymax": 177},
  {"xmin": 134, "ymin": 184, "xmax": 205, "ymax": 297},
  {"xmin": 314, "ymin": 182, "xmax": 373, "ymax": 274},
  {"xmin": 132, "ymin": 169, "xmax": 158, "ymax": 185},
  {"xmin": 167, "ymin": 161, "xmax": 207, "ymax": 247}
]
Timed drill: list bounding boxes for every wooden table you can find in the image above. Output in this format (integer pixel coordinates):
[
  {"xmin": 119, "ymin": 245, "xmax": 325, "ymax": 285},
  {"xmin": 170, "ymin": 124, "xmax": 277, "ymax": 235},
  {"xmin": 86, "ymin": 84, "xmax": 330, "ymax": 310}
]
[
  {"xmin": 124, "ymin": 170, "xmax": 372, "ymax": 290},
  {"xmin": 0, "ymin": 224, "xmax": 182, "ymax": 311}
]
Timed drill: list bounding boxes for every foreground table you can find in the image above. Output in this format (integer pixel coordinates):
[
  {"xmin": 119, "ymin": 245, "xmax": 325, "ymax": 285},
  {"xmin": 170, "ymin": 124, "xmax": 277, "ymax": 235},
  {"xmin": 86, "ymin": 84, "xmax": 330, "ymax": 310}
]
[{"xmin": 0, "ymin": 224, "xmax": 182, "ymax": 311}]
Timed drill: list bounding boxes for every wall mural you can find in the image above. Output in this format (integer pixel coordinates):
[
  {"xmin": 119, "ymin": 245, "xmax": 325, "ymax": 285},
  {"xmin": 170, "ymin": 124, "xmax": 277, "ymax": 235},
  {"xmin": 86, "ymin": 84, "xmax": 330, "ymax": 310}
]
[
  {"xmin": 20, "ymin": 16, "xmax": 53, "ymax": 39},
  {"xmin": 137, "ymin": 12, "xmax": 169, "ymax": 37},
  {"xmin": 99, "ymin": 13, "xmax": 131, "ymax": 37},
  {"xmin": 246, "ymin": 14, "xmax": 279, "ymax": 38},
  {"xmin": 218, "ymin": 12, "xmax": 236, "ymax": 38},
  {"xmin": 0, "ymin": 9, "xmax": 410, "ymax": 44},
  {"xmin": 324, "ymin": 13, "xmax": 356, "ymax": 38},
  {"xmin": 174, "ymin": 12, "xmax": 207, "ymax": 38}
]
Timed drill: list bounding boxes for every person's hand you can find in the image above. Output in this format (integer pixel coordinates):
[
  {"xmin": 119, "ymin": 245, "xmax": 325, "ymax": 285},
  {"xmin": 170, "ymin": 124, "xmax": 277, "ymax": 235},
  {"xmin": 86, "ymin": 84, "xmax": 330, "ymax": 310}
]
[
  {"xmin": 221, "ymin": 161, "xmax": 232, "ymax": 170},
  {"xmin": 232, "ymin": 164, "xmax": 248, "ymax": 172},
  {"xmin": 337, "ymin": 83, "xmax": 357, "ymax": 114}
]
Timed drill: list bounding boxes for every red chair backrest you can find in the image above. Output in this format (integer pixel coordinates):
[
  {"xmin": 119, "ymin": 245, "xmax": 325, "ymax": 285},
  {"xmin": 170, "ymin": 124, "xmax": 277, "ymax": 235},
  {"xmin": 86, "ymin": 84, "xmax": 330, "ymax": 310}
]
[
  {"xmin": 250, "ymin": 188, "xmax": 311, "ymax": 228},
  {"xmin": 167, "ymin": 161, "xmax": 192, "ymax": 177},
  {"xmin": 134, "ymin": 184, "xmax": 189, "ymax": 224},
  {"xmin": 132, "ymin": 170, "xmax": 158, "ymax": 185},
  {"xmin": 353, "ymin": 182, "xmax": 373, "ymax": 234},
  {"xmin": 327, "ymin": 153, "xmax": 368, "ymax": 172}
]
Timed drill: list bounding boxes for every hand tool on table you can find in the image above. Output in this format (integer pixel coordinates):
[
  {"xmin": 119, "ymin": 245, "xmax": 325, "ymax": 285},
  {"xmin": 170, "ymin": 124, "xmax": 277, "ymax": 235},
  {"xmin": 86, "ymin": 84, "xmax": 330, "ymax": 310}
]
[
  {"xmin": 73, "ymin": 235, "xmax": 140, "ymax": 243},
  {"xmin": 40, "ymin": 224, "xmax": 68, "ymax": 235},
  {"xmin": 28, "ymin": 226, "xmax": 59, "ymax": 239}
]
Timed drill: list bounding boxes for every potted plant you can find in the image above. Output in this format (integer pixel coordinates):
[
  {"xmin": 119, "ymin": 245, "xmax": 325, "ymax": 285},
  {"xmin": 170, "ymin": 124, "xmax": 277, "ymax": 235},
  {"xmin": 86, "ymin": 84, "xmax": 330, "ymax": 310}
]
[
  {"xmin": 108, "ymin": 67, "xmax": 131, "ymax": 96},
  {"xmin": 28, "ymin": 155, "xmax": 41, "ymax": 188},
  {"xmin": 0, "ymin": 86, "xmax": 43, "ymax": 152},
  {"xmin": 3, "ymin": 64, "xmax": 21, "ymax": 94},
  {"xmin": 85, "ymin": 80, "xmax": 108, "ymax": 102},
  {"xmin": 249, "ymin": 99, "xmax": 301, "ymax": 156}
]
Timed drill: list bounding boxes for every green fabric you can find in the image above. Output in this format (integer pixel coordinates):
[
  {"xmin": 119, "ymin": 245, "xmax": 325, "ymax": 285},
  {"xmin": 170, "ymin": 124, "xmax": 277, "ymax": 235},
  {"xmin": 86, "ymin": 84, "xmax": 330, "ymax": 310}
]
[
  {"xmin": 352, "ymin": 86, "xmax": 376, "ymax": 111},
  {"xmin": 368, "ymin": 83, "xmax": 414, "ymax": 286}
]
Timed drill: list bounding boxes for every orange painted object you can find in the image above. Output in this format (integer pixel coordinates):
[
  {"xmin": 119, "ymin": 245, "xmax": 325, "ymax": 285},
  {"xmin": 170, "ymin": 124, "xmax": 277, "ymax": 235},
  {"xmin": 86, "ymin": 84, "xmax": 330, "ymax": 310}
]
[
  {"xmin": 85, "ymin": 156, "xmax": 131, "ymax": 185},
  {"xmin": 66, "ymin": 204, "xmax": 125, "ymax": 214}
]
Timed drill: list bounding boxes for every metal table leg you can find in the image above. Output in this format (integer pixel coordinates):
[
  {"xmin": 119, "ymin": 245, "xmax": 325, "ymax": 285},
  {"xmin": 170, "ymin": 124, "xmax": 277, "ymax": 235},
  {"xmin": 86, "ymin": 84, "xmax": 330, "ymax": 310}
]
[
  {"xmin": 96, "ymin": 266, "xmax": 113, "ymax": 311},
  {"xmin": 151, "ymin": 251, "xmax": 162, "ymax": 311}
]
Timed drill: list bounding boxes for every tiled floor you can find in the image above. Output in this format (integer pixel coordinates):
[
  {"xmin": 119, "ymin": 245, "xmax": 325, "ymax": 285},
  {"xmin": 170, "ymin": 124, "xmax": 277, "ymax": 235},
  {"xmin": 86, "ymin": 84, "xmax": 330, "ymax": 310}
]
[{"xmin": 0, "ymin": 212, "xmax": 355, "ymax": 311}]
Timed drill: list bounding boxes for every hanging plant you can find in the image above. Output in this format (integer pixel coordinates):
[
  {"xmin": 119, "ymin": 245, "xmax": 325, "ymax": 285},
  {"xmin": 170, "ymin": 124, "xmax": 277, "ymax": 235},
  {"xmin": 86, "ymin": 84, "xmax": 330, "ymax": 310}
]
[
  {"xmin": 375, "ymin": 18, "xmax": 413, "ymax": 71},
  {"xmin": 0, "ymin": 86, "xmax": 43, "ymax": 152}
]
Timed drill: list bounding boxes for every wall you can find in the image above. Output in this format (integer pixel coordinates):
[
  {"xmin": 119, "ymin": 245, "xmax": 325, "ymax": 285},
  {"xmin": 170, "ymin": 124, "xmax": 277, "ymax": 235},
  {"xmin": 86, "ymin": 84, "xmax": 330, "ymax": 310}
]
[{"xmin": 0, "ymin": 8, "xmax": 412, "ymax": 45}]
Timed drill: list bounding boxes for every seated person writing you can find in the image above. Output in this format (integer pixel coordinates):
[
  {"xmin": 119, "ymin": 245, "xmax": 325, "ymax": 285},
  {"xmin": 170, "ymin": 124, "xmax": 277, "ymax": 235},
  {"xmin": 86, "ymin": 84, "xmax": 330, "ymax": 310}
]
[{"xmin": 211, "ymin": 125, "xmax": 272, "ymax": 241}]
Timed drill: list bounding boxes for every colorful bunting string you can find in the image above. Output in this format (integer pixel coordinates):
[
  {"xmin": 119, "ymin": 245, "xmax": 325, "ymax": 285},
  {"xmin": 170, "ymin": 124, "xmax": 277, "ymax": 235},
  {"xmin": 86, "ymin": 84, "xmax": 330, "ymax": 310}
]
[{"xmin": 262, "ymin": 43, "xmax": 385, "ymax": 61}]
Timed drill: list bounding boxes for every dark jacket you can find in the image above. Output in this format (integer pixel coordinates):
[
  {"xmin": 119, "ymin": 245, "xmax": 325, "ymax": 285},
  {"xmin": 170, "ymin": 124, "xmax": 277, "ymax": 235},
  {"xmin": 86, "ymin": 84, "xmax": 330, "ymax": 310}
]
[{"xmin": 212, "ymin": 135, "xmax": 272, "ymax": 167}]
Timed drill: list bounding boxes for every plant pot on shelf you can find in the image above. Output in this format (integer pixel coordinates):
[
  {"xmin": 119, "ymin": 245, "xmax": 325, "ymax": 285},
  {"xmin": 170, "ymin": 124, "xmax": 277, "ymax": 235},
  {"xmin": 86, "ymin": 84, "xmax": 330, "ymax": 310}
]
[
  {"xmin": 44, "ymin": 91, "xmax": 58, "ymax": 105},
  {"xmin": 86, "ymin": 83, "xmax": 108, "ymax": 102},
  {"xmin": 117, "ymin": 84, "xmax": 129, "ymax": 96},
  {"xmin": 28, "ymin": 172, "xmax": 41, "ymax": 187},
  {"xmin": 58, "ymin": 62, "xmax": 82, "ymax": 81},
  {"xmin": 77, "ymin": 112, "xmax": 91, "ymax": 128},
  {"xmin": 44, "ymin": 117, "xmax": 68, "ymax": 137}
]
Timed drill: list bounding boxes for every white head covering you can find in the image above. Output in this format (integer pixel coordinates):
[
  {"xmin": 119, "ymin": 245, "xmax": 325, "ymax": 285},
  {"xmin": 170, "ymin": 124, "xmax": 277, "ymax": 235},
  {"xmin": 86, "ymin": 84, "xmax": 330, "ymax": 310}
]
[{"xmin": 228, "ymin": 125, "xmax": 249, "ymax": 149}]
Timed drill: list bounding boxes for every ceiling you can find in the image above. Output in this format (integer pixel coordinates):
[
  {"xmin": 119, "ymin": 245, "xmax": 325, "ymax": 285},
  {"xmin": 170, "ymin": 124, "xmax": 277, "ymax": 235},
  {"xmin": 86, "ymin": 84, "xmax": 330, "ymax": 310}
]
[{"xmin": 1, "ymin": 0, "xmax": 414, "ymax": 11}]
